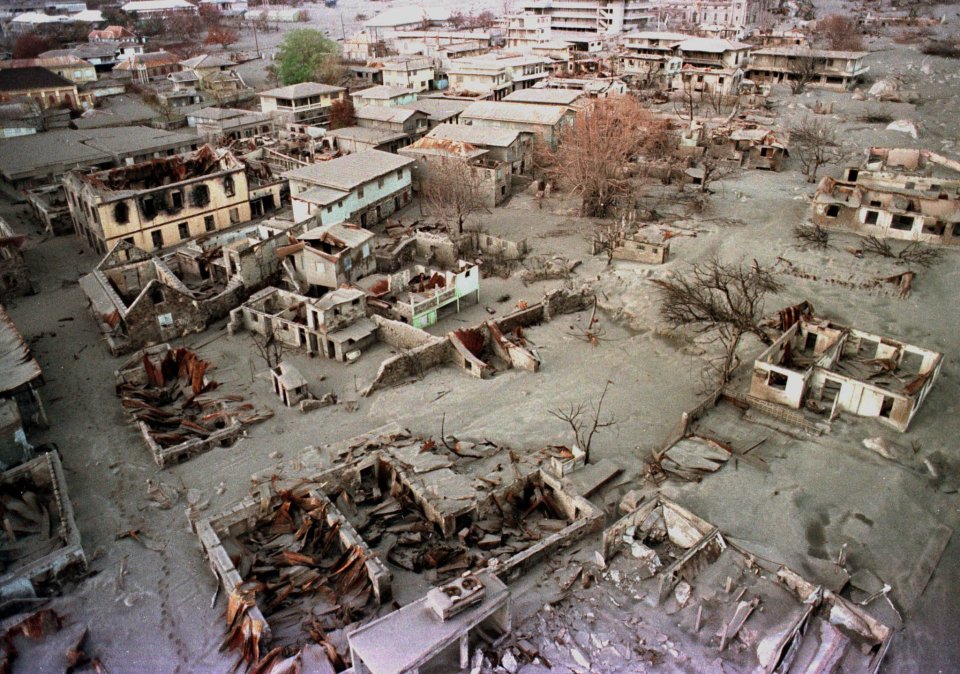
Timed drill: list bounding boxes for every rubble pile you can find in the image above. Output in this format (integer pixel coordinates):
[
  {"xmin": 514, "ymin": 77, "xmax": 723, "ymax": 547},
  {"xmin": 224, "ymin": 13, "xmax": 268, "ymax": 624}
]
[
  {"xmin": 221, "ymin": 489, "xmax": 376, "ymax": 672},
  {"xmin": 116, "ymin": 346, "xmax": 271, "ymax": 464}
]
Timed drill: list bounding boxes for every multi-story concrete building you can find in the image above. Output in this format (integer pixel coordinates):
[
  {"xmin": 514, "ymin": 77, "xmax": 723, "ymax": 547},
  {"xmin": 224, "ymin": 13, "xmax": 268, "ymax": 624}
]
[
  {"xmin": 351, "ymin": 85, "xmax": 418, "ymax": 108},
  {"xmin": 447, "ymin": 54, "xmax": 550, "ymax": 99},
  {"xmin": 811, "ymin": 167, "xmax": 960, "ymax": 246},
  {"xmin": 399, "ymin": 137, "xmax": 511, "ymax": 208},
  {"xmin": 748, "ymin": 47, "xmax": 869, "ymax": 91},
  {"xmin": 657, "ymin": 0, "xmax": 773, "ymax": 36},
  {"xmin": 459, "ymin": 101, "xmax": 576, "ymax": 150},
  {"xmin": 381, "ymin": 56, "xmax": 435, "ymax": 92},
  {"xmin": 507, "ymin": 0, "xmax": 656, "ymax": 51},
  {"xmin": 285, "ymin": 149, "xmax": 414, "ymax": 226},
  {"xmin": 426, "ymin": 123, "xmax": 531, "ymax": 175},
  {"xmin": 63, "ymin": 145, "xmax": 251, "ymax": 254},
  {"xmin": 258, "ymin": 82, "xmax": 347, "ymax": 127},
  {"xmin": 0, "ymin": 67, "xmax": 85, "ymax": 111},
  {"xmin": 0, "ymin": 55, "xmax": 97, "ymax": 85}
]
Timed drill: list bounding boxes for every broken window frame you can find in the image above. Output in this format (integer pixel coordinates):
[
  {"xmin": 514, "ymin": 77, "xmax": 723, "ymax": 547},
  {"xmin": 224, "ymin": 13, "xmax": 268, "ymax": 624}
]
[{"xmin": 114, "ymin": 202, "xmax": 130, "ymax": 225}]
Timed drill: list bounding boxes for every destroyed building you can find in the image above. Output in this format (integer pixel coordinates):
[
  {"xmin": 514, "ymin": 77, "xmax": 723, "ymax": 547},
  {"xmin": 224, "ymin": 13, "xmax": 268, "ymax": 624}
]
[
  {"xmin": 0, "ymin": 452, "xmax": 85, "ymax": 595},
  {"xmin": 811, "ymin": 167, "xmax": 960, "ymax": 245},
  {"xmin": 24, "ymin": 184, "xmax": 72, "ymax": 236},
  {"xmin": 601, "ymin": 495, "xmax": 892, "ymax": 672},
  {"xmin": 285, "ymin": 150, "xmax": 414, "ymax": 226},
  {"xmin": 0, "ymin": 305, "xmax": 47, "ymax": 429},
  {"xmin": 63, "ymin": 145, "xmax": 254, "ymax": 254},
  {"xmin": 708, "ymin": 126, "xmax": 788, "ymax": 171},
  {"xmin": 229, "ymin": 286, "xmax": 377, "ymax": 363},
  {"xmin": 115, "ymin": 344, "xmax": 269, "ymax": 466},
  {"xmin": 750, "ymin": 315, "xmax": 942, "ymax": 432},
  {"xmin": 399, "ymin": 137, "xmax": 511, "ymax": 208},
  {"xmin": 363, "ymin": 261, "xmax": 481, "ymax": 329},
  {"xmin": 195, "ymin": 425, "xmax": 607, "ymax": 670},
  {"xmin": 0, "ymin": 217, "xmax": 32, "ymax": 300},
  {"xmin": 80, "ymin": 220, "xmax": 304, "ymax": 354}
]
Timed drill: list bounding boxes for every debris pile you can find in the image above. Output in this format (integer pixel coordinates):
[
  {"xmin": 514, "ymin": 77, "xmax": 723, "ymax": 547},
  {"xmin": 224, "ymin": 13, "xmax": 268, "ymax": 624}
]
[
  {"xmin": 0, "ymin": 452, "xmax": 84, "ymax": 593},
  {"xmin": 116, "ymin": 346, "xmax": 271, "ymax": 465},
  {"xmin": 0, "ymin": 609, "xmax": 104, "ymax": 673},
  {"xmin": 220, "ymin": 488, "xmax": 377, "ymax": 672}
]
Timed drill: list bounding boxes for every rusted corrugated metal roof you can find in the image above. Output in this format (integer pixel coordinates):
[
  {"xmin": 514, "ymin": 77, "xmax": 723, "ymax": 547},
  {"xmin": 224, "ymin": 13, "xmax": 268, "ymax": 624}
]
[{"xmin": 0, "ymin": 305, "xmax": 42, "ymax": 394}]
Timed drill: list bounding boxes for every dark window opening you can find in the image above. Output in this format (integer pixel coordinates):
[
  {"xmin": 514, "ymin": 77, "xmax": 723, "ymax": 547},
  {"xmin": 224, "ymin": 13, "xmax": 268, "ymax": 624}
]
[
  {"xmin": 891, "ymin": 214, "xmax": 914, "ymax": 231},
  {"xmin": 170, "ymin": 190, "xmax": 183, "ymax": 211},
  {"xmin": 151, "ymin": 229, "xmax": 163, "ymax": 248},
  {"xmin": 224, "ymin": 175, "xmax": 235, "ymax": 197},
  {"xmin": 825, "ymin": 204, "xmax": 840, "ymax": 218},
  {"xmin": 922, "ymin": 220, "xmax": 944, "ymax": 236},
  {"xmin": 178, "ymin": 222, "xmax": 189, "ymax": 239},
  {"xmin": 864, "ymin": 210, "xmax": 879, "ymax": 225},
  {"xmin": 767, "ymin": 370, "xmax": 789, "ymax": 391},
  {"xmin": 204, "ymin": 215, "xmax": 215, "ymax": 232},
  {"xmin": 879, "ymin": 396, "xmax": 894, "ymax": 419},
  {"xmin": 191, "ymin": 184, "xmax": 210, "ymax": 207},
  {"xmin": 114, "ymin": 202, "xmax": 130, "ymax": 224},
  {"xmin": 150, "ymin": 285, "xmax": 164, "ymax": 304}
]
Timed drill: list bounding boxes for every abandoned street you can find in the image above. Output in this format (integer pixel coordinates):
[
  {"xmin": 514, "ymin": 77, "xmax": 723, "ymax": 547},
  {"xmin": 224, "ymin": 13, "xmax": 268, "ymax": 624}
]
[{"xmin": 0, "ymin": 0, "xmax": 959, "ymax": 672}]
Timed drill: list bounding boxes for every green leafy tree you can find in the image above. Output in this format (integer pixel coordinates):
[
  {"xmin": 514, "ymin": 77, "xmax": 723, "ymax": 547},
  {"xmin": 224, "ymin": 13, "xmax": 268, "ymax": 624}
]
[{"xmin": 275, "ymin": 29, "xmax": 341, "ymax": 85}]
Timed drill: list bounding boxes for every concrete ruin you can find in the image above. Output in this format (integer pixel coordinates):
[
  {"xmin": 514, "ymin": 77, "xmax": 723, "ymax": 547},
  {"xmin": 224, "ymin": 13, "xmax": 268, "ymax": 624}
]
[
  {"xmin": 708, "ymin": 126, "xmax": 789, "ymax": 171},
  {"xmin": 812, "ymin": 165, "xmax": 960, "ymax": 246},
  {"xmin": 593, "ymin": 225, "xmax": 671, "ymax": 264},
  {"xmin": 603, "ymin": 495, "xmax": 892, "ymax": 673},
  {"xmin": 0, "ymin": 305, "xmax": 47, "ymax": 429},
  {"xmin": 229, "ymin": 286, "xmax": 377, "ymax": 363},
  {"xmin": 63, "ymin": 144, "xmax": 258, "ymax": 255},
  {"xmin": 750, "ymin": 315, "xmax": 942, "ymax": 432},
  {"xmin": 0, "ymin": 451, "xmax": 85, "ymax": 595},
  {"xmin": 24, "ymin": 184, "xmax": 72, "ymax": 236},
  {"xmin": 0, "ymin": 216, "xmax": 32, "ymax": 300},
  {"xmin": 363, "ymin": 260, "xmax": 481, "ymax": 329},
  {"xmin": 81, "ymin": 219, "xmax": 304, "ymax": 355},
  {"xmin": 349, "ymin": 571, "xmax": 511, "ymax": 674},
  {"xmin": 115, "ymin": 344, "xmax": 270, "ymax": 466},
  {"xmin": 195, "ymin": 481, "xmax": 391, "ymax": 670}
]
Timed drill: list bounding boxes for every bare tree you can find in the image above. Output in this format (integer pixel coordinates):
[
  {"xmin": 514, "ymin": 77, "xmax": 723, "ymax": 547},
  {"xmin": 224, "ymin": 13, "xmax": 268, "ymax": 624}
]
[
  {"xmin": 542, "ymin": 96, "xmax": 673, "ymax": 217},
  {"xmin": 549, "ymin": 380, "xmax": 616, "ymax": 464},
  {"xmin": 673, "ymin": 77, "xmax": 700, "ymax": 123},
  {"xmin": 789, "ymin": 115, "xmax": 844, "ymax": 183},
  {"xmin": 206, "ymin": 25, "xmax": 240, "ymax": 50},
  {"xmin": 421, "ymin": 157, "xmax": 489, "ymax": 235},
  {"xmin": 863, "ymin": 237, "xmax": 944, "ymax": 267},
  {"xmin": 818, "ymin": 15, "xmax": 865, "ymax": 51},
  {"xmin": 695, "ymin": 154, "xmax": 740, "ymax": 193},
  {"xmin": 789, "ymin": 56, "xmax": 819, "ymax": 94},
  {"xmin": 793, "ymin": 223, "xmax": 831, "ymax": 249},
  {"xmin": 655, "ymin": 258, "xmax": 783, "ymax": 387},
  {"xmin": 252, "ymin": 333, "xmax": 283, "ymax": 370}
]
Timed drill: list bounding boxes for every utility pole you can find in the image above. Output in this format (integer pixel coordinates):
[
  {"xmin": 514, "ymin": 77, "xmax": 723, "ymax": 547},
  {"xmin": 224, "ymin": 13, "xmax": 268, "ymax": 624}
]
[{"xmin": 340, "ymin": 11, "xmax": 346, "ymax": 41}]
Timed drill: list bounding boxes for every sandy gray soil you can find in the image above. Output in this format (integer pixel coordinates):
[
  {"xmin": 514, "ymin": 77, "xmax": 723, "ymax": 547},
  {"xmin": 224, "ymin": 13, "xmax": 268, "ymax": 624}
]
[{"xmin": 2, "ymin": 0, "xmax": 960, "ymax": 671}]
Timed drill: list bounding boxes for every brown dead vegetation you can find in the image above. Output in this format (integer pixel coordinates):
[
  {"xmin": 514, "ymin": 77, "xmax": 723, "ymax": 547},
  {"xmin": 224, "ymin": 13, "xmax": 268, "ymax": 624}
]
[{"xmin": 539, "ymin": 96, "xmax": 672, "ymax": 218}]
